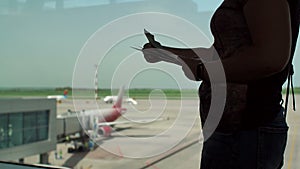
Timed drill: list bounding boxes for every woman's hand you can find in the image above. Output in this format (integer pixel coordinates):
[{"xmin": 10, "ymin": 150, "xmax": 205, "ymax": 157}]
[{"xmin": 142, "ymin": 43, "xmax": 162, "ymax": 63}]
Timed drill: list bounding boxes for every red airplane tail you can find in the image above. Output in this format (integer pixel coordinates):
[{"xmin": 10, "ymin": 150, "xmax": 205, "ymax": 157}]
[
  {"xmin": 63, "ymin": 89, "xmax": 68, "ymax": 98},
  {"xmin": 113, "ymin": 86, "xmax": 124, "ymax": 109}
]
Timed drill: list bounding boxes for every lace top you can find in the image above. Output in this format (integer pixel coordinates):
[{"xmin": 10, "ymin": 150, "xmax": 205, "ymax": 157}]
[{"xmin": 199, "ymin": 0, "xmax": 299, "ymax": 132}]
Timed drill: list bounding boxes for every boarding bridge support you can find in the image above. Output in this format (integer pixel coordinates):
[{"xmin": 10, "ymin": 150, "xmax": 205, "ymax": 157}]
[{"xmin": 40, "ymin": 153, "xmax": 49, "ymax": 164}]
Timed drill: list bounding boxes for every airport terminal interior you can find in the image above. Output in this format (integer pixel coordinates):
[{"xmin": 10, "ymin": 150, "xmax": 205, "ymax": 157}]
[{"xmin": 1, "ymin": 0, "xmax": 300, "ymax": 169}]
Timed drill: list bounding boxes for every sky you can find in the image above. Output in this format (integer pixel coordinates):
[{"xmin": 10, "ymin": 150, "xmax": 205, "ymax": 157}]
[{"xmin": 0, "ymin": 0, "xmax": 299, "ymax": 89}]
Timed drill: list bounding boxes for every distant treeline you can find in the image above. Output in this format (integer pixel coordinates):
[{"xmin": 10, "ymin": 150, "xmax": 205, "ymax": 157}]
[
  {"xmin": 0, "ymin": 88, "xmax": 68, "ymax": 97},
  {"xmin": 0, "ymin": 88, "xmax": 198, "ymax": 99},
  {"xmin": 282, "ymin": 87, "xmax": 300, "ymax": 94},
  {"xmin": 0, "ymin": 87, "xmax": 299, "ymax": 99},
  {"xmin": 74, "ymin": 88, "xmax": 199, "ymax": 99}
]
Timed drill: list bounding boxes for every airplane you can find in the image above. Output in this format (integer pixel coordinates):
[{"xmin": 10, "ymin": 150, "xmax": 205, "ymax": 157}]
[
  {"xmin": 78, "ymin": 86, "xmax": 128, "ymax": 138},
  {"xmin": 47, "ymin": 89, "xmax": 68, "ymax": 103},
  {"xmin": 77, "ymin": 86, "xmax": 163, "ymax": 138},
  {"xmin": 103, "ymin": 95, "xmax": 138, "ymax": 105}
]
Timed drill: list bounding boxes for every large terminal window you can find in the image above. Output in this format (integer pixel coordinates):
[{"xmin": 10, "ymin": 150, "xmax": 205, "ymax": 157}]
[
  {"xmin": 9, "ymin": 112, "xmax": 23, "ymax": 147},
  {"xmin": 0, "ymin": 114, "xmax": 8, "ymax": 149},
  {"xmin": 0, "ymin": 111, "xmax": 49, "ymax": 150}
]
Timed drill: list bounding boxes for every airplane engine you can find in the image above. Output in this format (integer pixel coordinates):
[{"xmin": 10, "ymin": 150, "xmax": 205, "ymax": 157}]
[{"xmin": 98, "ymin": 125, "xmax": 112, "ymax": 137}]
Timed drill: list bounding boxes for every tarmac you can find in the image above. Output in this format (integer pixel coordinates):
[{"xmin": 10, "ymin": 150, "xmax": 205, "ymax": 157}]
[{"xmin": 24, "ymin": 94, "xmax": 300, "ymax": 169}]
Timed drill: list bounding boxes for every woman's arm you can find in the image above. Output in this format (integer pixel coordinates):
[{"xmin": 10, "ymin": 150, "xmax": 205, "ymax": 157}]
[
  {"xmin": 160, "ymin": 46, "xmax": 213, "ymax": 59},
  {"xmin": 143, "ymin": 44, "xmax": 212, "ymax": 80},
  {"xmin": 143, "ymin": 43, "xmax": 213, "ymax": 63}
]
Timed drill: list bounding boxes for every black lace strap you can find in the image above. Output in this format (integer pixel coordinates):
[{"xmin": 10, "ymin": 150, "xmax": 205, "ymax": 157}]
[
  {"xmin": 291, "ymin": 69, "xmax": 296, "ymax": 111},
  {"xmin": 284, "ymin": 65, "xmax": 296, "ymax": 117}
]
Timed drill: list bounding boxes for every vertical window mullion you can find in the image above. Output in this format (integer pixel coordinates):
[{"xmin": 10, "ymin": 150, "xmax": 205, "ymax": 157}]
[{"xmin": 36, "ymin": 111, "xmax": 38, "ymax": 141}]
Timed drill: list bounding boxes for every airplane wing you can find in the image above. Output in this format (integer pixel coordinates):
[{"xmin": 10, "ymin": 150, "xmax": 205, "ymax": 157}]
[
  {"xmin": 88, "ymin": 117, "xmax": 168, "ymax": 138},
  {"xmin": 97, "ymin": 117, "xmax": 168, "ymax": 127}
]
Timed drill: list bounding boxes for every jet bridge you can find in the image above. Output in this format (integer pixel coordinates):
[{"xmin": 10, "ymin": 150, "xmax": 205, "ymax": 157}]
[{"xmin": 56, "ymin": 111, "xmax": 86, "ymax": 142}]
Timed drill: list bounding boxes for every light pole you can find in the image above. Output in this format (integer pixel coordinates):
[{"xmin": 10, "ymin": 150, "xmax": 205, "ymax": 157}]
[{"xmin": 94, "ymin": 64, "xmax": 99, "ymax": 100}]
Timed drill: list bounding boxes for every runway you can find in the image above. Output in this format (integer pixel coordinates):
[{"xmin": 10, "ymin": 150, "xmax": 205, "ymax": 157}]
[{"xmin": 26, "ymin": 95, "xmax": 300, "ymax": 169}]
